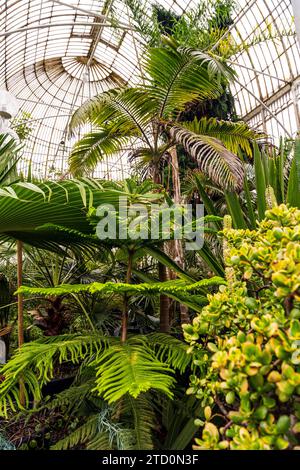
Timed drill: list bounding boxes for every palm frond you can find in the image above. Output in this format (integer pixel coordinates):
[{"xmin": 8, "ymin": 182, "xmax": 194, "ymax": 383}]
[
  {"xmin": 166, "ymin": 123, "xmax": 244, "ymax": 191},
  {"xmin": 69, "ymin": 127, "xmax": 130, "ymax": 177},
  {"xmin": 179, "ymin": 117, "xmax": 261, "ymax": 158},
  {"xmin": 0, "ymin": 133, "xmax": 23, "ymax": 185},
  {"xmin": 0, "ymin": 178, "xmax": 160, "ymax": 252},
  {"xmin": 69, "ymin": 88, "xmax": 155, "ymax": 141},
  {"xmin": 144, "ymin": 46, "xmax": 225, "ymax": 118}
]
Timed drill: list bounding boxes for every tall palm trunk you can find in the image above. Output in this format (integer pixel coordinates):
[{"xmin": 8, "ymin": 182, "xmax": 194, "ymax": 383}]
[{"xmin": 169, "ymin": 146, "xmax": 191, "ymax": 325}]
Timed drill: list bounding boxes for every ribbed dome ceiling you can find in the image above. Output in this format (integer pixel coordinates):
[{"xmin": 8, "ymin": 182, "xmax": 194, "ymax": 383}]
[{"xmin": 0, "ymin": 0, "xmax": 299, "ymax": 179}]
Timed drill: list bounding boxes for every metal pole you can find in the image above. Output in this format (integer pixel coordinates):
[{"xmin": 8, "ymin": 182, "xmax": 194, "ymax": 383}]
[
  {"xmin": 227, "ymin": 60, "xmax": 288, "ymax": 84},
  {"xmin": 291, "ymin": 0, "xmax": 300, "ymax": 130},
  {"xmin": 50, "ymin": 0, "xmax": 131, "ymax": 29}
]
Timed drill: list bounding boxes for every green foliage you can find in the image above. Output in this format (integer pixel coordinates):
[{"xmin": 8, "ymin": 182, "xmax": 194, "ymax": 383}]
[
  {"xmin": 167, "ymin": 122, "xmax": 244, "ymax": 191},
  {"xmin": 192, "ymin": 139, "xmax": 300, "ymax": 231},
  {"xmin": 0, "ymin": 133, "xmax": 23, "ymax": 185},
  {"xmin": 68, "ymin": 43, "xmax": 253, "ymax": 190},
  {"xmin": 287, "ymin": 139, "xmax": 300, "ymax": 208},
  {"xmin": 184, "ymin": 204, "xmax": 300, "ymax": 450},
  {"xmin": 92, "ymin": 337, "xmax": 175, "ymax": 403},
  {"xmin": 0, "ymin": 334, "xmax": 107, "ymax": 415},
  {"xmin": 0, "ymin": 330, "xmax": 193, "ymax": 418},
  {"xmin": 178, "ymin": 117, "xmax": 257, "ymax": 158},
  {"xmin": 17, "ymin": 276, "xmax": 225, "ymax": 297},
  {"xmin": 51, "ymin": 415, "xmax": 101, "ymax": 450},
  {"xmin": 11, "ymin": 111, "xmax": 33, "ymax": 141},
  {"xmin": 124, "ymin": 0, "xmax": 236, "ymax": 49}
]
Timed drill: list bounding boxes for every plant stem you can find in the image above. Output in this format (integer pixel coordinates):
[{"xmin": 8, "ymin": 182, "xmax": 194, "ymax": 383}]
[
  {"xmin": 17, "ymin": 240, "xmax": 25, "ymax": 407},
  {"xmin": 121, "ymin": 250, "xmax": 134, "ymax": 343}
]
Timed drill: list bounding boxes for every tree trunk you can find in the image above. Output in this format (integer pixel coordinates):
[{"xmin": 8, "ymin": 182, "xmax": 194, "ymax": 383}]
[
  {"xmin": 159, "ymin": 262, "xmax": 170, "ymax": 333},
  {"xmin": 169, "ymin": 147, "xmax": 191, "ymax": 325},
  {"xmin": 153, "ymin": 165, "xmax": 171, "ymax": 333},
  {"xmin": 121, "ymin": 250, "xmax": 133, "ymax": 343},
  {"xmin": 17, "ymin": 240, "xmax": 25, "ymax": 406}
]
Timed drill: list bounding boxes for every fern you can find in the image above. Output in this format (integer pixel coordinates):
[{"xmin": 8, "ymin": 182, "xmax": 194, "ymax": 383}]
[
  {"xmin": 51, "ymin": 415, "xmax": 99, "ymax": 450},
  {"xmin": 0, "ymin": 334, "xmax": 107, "ymax": 416},
  {"xmin": 86, "ymin": 432, "xmax": 113, "ymax": 450},
  {"xmin": 147, "ymin": 333, "xmax": 192, "ymax": 373},
  {"xmin": 42, "ymin": 379, "xmax": 95, "ymax": 412},
  {"xmin": 17, "ymin": 277, "xmax": 226, "ymax": 297},
  {"xmin": 114, "ymin": 394, "xmax": 156, "ymax": 449},
  {"xmin": 91, "ymin": 337, "xmax": 175, "ymax": 403}
]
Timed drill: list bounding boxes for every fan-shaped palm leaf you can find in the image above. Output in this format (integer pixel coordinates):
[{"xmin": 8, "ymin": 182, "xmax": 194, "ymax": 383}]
[{"xmin": 0, "ymin": 179, "xmax": 140, "ymax": 253}]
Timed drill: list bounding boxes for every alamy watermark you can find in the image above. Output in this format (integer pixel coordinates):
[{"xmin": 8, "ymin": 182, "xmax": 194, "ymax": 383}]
[{"xmin": 94, "ymin": 197, "xmax": 205, "ymax": 251}]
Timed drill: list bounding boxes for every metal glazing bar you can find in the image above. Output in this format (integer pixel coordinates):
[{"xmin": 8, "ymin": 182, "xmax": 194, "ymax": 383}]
[
  {"xmin": 227, "ymin": 60, "xmax": 289, "ymax": 84},
  {"xmin": 0, "ymin": 21, "xmax": 133, "ymax": 39},
  {"xmin": 50, "ymin": 0, "xmax": 131, "ymax": 29},
  {"xmin": 234, "ymin": 77, "xmax": 293, "ymax": 138}
]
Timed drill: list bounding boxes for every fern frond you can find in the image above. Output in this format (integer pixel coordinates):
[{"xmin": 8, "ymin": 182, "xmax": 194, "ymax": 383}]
[
  {"xmin": 86, "ymin": 432, "xmax": 113, "ymax": 450},
  {"xmin": 114, "ymin": 394, "xmax": 156, "ymax": 450},
  {"xmin": 17, "ymin": 277, "xmax": 226, "ymax": 297},
  {"xmin": 51, "ymin": 415, "xmax": 100, "ymax": 450},
  {"xmin": 42, "ymin": 379, "xmax": 95, "ymax": 412},
  {"xmin": 147, "ymin": 333, "xmax": 192, "ymax": 373},
  {"xmin": 91, "ymin": 337, "xmax": 175, "ymax": 403},
  {"xmin": 0, "ymin": 334, "xmax": 107, "ymax": 416}
]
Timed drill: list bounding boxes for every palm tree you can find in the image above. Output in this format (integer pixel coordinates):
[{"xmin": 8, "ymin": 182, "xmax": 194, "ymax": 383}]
[
  {"xmin": 69, "ymin": 42, "xmax": 254, "ymax": 190},
  {"xmin": 68, "ymin": 41, "xmax": 259, "ymax": 330}
]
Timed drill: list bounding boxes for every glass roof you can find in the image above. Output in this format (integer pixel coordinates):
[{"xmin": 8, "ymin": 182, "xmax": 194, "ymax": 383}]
[{"xmin": 0, "ymin": 0, "xmax": 299, "ymax": 178}]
